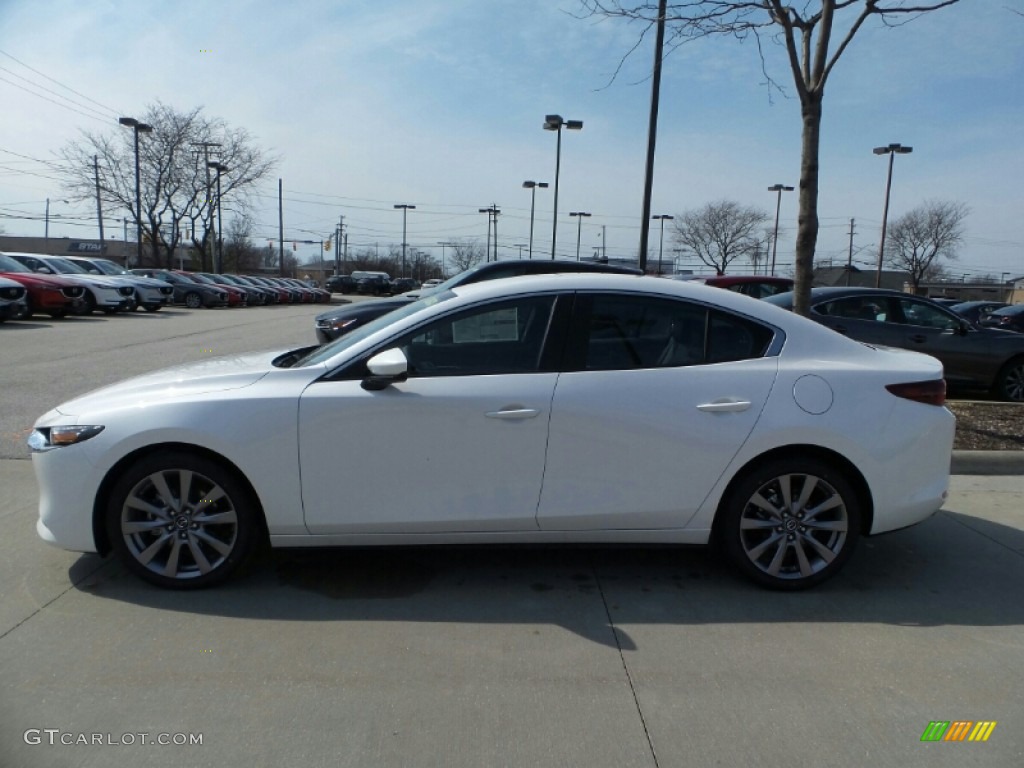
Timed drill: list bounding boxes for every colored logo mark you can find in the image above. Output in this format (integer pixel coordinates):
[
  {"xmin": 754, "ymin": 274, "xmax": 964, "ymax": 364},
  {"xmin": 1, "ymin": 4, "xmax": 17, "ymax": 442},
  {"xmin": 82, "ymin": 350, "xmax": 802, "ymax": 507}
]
[{"xmin": 921, "ymin": 721, "xmax": 997, "ymax": 742}]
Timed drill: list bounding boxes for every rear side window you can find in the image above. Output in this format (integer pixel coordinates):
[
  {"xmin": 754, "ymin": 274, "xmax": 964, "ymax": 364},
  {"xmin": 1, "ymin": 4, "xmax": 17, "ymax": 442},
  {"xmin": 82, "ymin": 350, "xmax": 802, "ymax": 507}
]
[{"xmin": 569, "ymin": 294, "xmax": 774, "ymax": 371}]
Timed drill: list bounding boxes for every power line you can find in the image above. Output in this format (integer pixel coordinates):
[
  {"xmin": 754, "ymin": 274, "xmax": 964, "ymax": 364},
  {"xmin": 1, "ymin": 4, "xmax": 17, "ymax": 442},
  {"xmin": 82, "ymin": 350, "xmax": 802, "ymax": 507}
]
[{"xmin": 0, "ymin": 48, "xmax": 120, "ymax": 115}]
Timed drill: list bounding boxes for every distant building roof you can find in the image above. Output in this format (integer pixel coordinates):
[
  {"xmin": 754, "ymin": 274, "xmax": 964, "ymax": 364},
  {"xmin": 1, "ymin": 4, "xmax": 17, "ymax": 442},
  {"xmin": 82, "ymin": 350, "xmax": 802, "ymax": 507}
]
[{"xmin": 812, "ymin": 265, "xmax": 909, "ymax": 291}]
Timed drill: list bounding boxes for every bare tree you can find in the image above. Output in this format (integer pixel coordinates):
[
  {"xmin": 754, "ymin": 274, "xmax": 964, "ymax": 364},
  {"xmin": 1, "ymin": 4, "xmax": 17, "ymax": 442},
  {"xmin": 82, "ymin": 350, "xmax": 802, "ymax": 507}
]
[
  {"xmin": 60, "ymin": 101, "xmax": 276, "ymax": 270},
  {"xmin": 447, "ymin": 240, "xmax": 486, "ymax": 273},
  {"xmin": 222, "ymin": 215, "xmax": 265, "ymax": 274},
  {"xmin": 884, "ymin": 200, "xmax": 968, "ymax": 294},
  {"xmin": 672, "ymin": 200, "xmax": 767, "ymax": 275},
  {"xmin": 580, "ymin": 0, "xmax": 961, "ymax": 314}
]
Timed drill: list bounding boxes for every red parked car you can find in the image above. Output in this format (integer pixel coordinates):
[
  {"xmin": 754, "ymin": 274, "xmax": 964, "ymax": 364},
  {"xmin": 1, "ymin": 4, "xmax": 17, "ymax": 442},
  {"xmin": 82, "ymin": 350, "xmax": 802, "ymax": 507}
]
[{"xmin": 0, "ymin": 252, "xmax": 87, "ymax": 318}]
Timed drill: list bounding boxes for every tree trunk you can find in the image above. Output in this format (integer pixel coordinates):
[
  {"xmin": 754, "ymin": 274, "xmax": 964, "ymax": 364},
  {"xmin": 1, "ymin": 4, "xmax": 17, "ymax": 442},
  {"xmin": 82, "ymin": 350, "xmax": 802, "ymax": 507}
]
[{"xmin": 794, "ymin": 94, "xmax": 823, "ymax": 317}]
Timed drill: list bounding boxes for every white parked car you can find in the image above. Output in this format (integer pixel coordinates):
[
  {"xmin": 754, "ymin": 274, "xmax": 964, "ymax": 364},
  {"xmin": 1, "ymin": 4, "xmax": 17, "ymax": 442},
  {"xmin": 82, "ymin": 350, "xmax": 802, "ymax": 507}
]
[
  {"xmin": 30, "ymin": 274, "xmax": 955, "ymax": 590},
  {"xmin": 6, "ymin": 252, "xmax": 135, "ymax": 313},
  {"xmin": 65, "ymin": 255, "xmax": 174, "ymax": 312}
]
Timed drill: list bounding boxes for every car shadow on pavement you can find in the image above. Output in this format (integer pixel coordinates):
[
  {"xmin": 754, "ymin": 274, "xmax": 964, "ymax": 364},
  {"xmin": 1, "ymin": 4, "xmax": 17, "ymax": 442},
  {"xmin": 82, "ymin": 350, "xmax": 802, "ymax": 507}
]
[{"xmin": 68, "ymin": 509, "xmax": 1024, "ymax": 650}]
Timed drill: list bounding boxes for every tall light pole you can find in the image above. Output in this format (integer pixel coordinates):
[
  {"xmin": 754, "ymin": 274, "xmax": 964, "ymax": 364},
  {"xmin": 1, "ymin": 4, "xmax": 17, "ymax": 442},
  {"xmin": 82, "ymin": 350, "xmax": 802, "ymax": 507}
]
[
  {"xmin": 767, "ymin": 184, "xmax": 794, "ymax": 276},
  {"xmin": 543, "ymin": 114, "xmax": 583, "ymax": 260},
  {"xmin": 873, "ymin": 143, "xmax": 913, "ymax": 288},
  {"xmin": 651, "ymin": 214, "xmax": 674, "ymax": 275},
  {"xmin": 394, "ymin": 204, "xmax": 415, "ymax": 277},
  {"xmin": 569, "ymin": 212, "xmax": 591, "ymax": 261},
  {"xmin": 207, "ymin": 161, "xmax": 228, "ymax": 273},
  {"xmin": 44, "ymin": 198, "xmax": 69, "ymax": 252},
  {"xmin": 436, "ymin": 241, "xmax": 456, "ymax": 278},
  {"xmin": 522, "ymin": 181, "xmax": 548, "ymax": 260},
  {"xmin": 118, "ymin": 117, "xmax": 153, "ymax": 268},
  {"xmin": 514, "ymin": 243, "xmax": 528, "ymax": 259}
]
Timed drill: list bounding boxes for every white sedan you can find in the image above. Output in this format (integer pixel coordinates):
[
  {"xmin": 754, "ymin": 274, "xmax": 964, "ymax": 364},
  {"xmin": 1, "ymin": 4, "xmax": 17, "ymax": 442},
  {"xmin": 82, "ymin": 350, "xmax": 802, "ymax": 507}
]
[{"xmin": 30, "ymin": 274, "xmax": 955, "ymax": 590}]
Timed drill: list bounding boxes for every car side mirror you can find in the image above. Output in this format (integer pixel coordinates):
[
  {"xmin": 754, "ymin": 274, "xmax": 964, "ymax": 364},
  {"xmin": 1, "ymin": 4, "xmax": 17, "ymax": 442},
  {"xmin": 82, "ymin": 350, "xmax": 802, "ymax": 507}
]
[
  {"xmin": 959, "ymin": 320, "xmax": 972, "ymax": 336},
  {"xmin": 361, "ymin": 348, "xmax": 409, "ymax": 391}
]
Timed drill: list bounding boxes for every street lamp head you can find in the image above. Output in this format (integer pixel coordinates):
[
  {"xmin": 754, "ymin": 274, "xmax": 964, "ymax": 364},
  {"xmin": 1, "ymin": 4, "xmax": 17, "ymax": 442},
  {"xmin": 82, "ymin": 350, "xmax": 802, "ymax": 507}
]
[
  {"xmin": 565, "ymin": 120, "xmax": 583, "ymax": 130},
  {"xmin": 569, "ymin": 211, "xmax": 591, "ymax": 218},
  {"xmin": 543, "ymin": 115, "xmax": 563, "ymax": 130},
  {"xmin": 874, "ymin": 143, "xmax": 912, "ymax": 155},
  {"xmin": 137, "ymin": 123, "xmax": 153, "ymax": 133},
  {"xmin": 652, "ymin": 214, "xmax": 674, "ymax": 221},
  {"xmin": 118, "ymin": 117, "xmax": 138, "ymax": 127},
  {"xmin": 767, "ymin": 184, "xmax": 794, "ymax": 192},
  {"xmin": 523, "ymin": 180, "xmax": 550, "ymax": 189},
  {"xmin": 394, "ymin": 204, "xmax": 416, "ymax": 210}
]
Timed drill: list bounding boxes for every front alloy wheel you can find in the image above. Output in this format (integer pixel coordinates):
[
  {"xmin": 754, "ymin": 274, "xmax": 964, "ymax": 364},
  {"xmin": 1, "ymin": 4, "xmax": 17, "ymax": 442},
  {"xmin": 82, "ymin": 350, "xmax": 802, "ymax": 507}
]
[
  {"xmin": 719, "ymin": 458, "xmax": 860, "ymax": 590},
  {"xmin": 184, "ymin": 291, "xmax": 203, "ymax": 309},
  {"xmin": 106, "ymin": 452, "xmax": 260, "ymax": 588},
  {"xmin": 996, "ymin": 358, "xmax": 1024, "ymax": 402}
]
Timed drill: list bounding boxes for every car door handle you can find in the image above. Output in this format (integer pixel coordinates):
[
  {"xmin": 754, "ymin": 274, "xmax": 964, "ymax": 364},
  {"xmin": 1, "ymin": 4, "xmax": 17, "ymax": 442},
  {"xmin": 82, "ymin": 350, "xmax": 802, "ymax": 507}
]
[
  {"xmin": 485, "ymin": 408, "xmax": 540, "ymax": 420},
  {"xmin": 908, "ymin": 334, "xmax": 927, "ymax": 344},
  {"xmin": 696, "ymin": 399, "xmax": 751, "ymax": 413}
]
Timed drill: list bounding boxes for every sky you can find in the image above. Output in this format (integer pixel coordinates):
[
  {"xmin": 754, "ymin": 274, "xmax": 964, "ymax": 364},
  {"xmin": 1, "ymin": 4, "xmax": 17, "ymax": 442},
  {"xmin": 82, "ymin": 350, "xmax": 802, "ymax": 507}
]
[{"xmin": 2, "ymin": 0, "xmax": 1023, "ymax": 279}]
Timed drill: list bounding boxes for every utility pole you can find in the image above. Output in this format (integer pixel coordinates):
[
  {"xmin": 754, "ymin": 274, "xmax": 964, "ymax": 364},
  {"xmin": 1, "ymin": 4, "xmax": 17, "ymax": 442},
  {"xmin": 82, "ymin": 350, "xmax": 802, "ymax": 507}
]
[
  {"xmin": 278, "ymin": 178, "xmax": 284, "ymax": 276},
  {"xmin": 602, "ymin": 224, "xmax": 607, "ymax": 262},
  {"xmin": 638, "ymin": 0, "xmax": 668, "ymax": 272},
  {"xmin": 191, "ymin": 141, "xmax": 222, "ymax": 271},
  {"xmin": 93, "ymin": 155, "xmax": 105, "ymax": 246},
  {"xmin": 846, "ymin": 218, "xmax": 856, "ymax": 286}
]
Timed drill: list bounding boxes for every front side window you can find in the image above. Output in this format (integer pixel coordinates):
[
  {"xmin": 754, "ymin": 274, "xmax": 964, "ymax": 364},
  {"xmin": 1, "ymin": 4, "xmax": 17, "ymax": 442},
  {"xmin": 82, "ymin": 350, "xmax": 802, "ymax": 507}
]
[
  {"xmin": 398, "ymin": 295, "xmax": 557, "ymax": 376},
  {"xmin": 895, "ymin": 299, "xmax": 961, "ymax": 330}
]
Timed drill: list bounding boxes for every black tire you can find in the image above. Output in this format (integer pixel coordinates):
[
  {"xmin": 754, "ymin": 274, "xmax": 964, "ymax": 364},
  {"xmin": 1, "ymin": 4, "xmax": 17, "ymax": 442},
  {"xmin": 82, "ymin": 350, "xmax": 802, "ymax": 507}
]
[
  {"xmin": 184, "ymin": 291, "xmax": 203, "ymax": 309},
  {"xmin": 105, "ymin": 451, "xmax": 262, "ymax": 589},
  {"xmin": 81, "ymin": 291, "xmax": 97, "ymax": 315},
  {"xmin": 144, "ymin": 304, "xmax": 162, "ymax": 312},
  {"xmin": 49, "ymin": 309, "xmax": 67, "ymax": 319},
  {"xmin": 717, "ymin": 457, "xmax": 860, "ymax": 590},
  {"xmin": 994, "ymin": 357, "xmax": 1024, "ymax": 402}
]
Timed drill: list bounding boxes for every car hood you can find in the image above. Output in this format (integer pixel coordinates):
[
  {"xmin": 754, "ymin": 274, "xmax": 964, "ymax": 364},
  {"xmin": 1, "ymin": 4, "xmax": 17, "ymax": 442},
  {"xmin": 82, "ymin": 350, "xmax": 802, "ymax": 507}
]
[
  {"xmin": 121, "ymin": 275, "xmax": 173, "ymax": 289},
  {"xmin": 52, "ymin": 349, "xmax": 285, "ymax": 417},
  {"xmin": 0, "ymin": 270, "xmax": 84, "ymax": 289}
]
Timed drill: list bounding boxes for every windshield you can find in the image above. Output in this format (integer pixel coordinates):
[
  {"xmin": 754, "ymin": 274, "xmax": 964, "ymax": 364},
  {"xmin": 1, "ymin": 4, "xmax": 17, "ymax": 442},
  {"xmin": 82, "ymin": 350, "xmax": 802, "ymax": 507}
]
[
  {"xmin": 294, "ymin": 291, "xmax": 455, "ymax": 367},
  {"xmin": 0, "ymin": 254, "xmax": 32, "ymax": 273},
  {"xmin": 46, "ymin": 257, "xmax": 90, "ymax": 274},
  {"xmin": 92, "ymin": 259, "xmax": 130, "ymax": 275}
]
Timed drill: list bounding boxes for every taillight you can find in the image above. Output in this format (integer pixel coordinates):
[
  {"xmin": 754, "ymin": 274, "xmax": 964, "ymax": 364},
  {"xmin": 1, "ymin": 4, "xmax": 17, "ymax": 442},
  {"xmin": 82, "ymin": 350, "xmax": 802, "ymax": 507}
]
[{"xmin": 886, "ymin": 379, "xmax": 946, "ymax": 406}]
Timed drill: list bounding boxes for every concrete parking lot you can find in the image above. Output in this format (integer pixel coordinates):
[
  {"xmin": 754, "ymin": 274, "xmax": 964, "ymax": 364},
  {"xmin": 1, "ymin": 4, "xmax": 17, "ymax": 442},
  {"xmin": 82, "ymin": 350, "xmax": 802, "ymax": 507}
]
[{"xmin": 1, "ymin": 303, "xmax": 1021, "ymax": 767}]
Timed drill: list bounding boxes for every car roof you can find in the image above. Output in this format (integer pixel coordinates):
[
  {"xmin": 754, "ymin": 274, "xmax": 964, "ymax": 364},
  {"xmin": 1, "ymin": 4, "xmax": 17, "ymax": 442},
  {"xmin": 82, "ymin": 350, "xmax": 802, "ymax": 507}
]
[{"xmin": 989, "ymin": 304, "xmax": 1024, "ymax": 315}]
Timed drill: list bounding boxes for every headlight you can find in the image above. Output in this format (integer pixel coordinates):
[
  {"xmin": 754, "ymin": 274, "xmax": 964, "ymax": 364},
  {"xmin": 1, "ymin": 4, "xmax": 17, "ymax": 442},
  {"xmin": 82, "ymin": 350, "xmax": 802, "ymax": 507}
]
[{"xmin": 28, "ymin": 425, "xmax": 105, "ymax": 452}]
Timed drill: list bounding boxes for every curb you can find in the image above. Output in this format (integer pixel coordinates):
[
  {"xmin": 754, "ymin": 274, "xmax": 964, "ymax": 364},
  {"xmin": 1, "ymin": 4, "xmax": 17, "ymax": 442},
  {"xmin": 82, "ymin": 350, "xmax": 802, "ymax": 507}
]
[{"xmin": 951, "ymin": 450, "xmax": 1024, "ymax": 476}]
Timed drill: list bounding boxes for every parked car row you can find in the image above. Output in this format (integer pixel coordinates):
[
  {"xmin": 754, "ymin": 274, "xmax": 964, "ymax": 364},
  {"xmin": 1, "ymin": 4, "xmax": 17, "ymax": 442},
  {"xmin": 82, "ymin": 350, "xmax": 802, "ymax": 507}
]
[
  {"xmin": 325, "ymin": 271, "xmax": 421, "ymax": 296},
  {"xmin": 0, "ymin": 250, "xmax": 330, "ymax": 320}
]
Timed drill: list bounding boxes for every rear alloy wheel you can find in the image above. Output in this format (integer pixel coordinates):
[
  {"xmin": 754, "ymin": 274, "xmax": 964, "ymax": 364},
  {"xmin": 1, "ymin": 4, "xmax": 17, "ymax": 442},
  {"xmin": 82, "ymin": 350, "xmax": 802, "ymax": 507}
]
[
  {"xmin": 995, "ymin": 357, "xmax": 1024, "ymax": 402},
  {"xmin": 184, "ymin": 291, "xmax": 203, "ymax": 309},
  {"xmin": 106, "ymin": 452, "xmax": 260, "ymax": 589},
  {"xmin": 719, "ymin": 458, "xmax": 860, "ymax": 590}
]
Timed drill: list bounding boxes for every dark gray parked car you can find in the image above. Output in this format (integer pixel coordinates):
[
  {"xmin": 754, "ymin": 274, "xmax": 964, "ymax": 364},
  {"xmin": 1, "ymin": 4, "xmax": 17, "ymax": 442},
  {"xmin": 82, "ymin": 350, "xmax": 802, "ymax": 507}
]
[
  {"xmin": 766, "ymin": 286, "xmax": 1024, "ymax": 401},
  {"xmin": 314, "ymin": 259, "xmax": 642, "ymax": 343}
]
